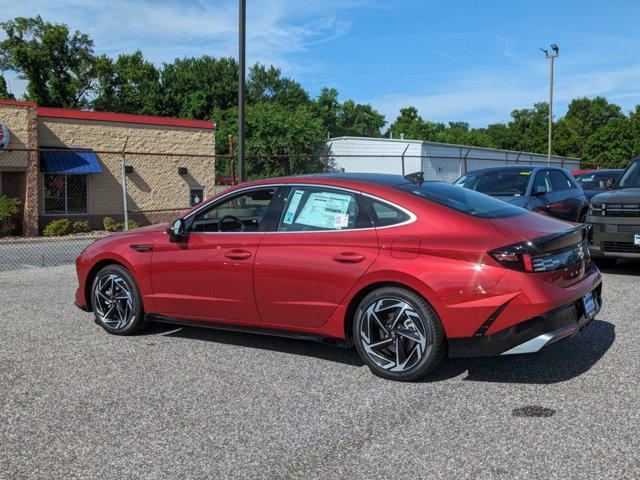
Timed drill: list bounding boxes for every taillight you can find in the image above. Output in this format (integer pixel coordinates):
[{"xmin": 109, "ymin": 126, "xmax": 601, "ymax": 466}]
[{"xmin": 489, "ymin": 228, "xmax": 590, "ymax": 273}]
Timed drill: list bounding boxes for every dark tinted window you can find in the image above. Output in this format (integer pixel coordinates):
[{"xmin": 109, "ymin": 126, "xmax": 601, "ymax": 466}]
[
  {"xmin": 397, "ymin": 182, "xmax": 527, "ymax": 219},
  {"xmin": 576, "ymin": 172, "xmax": 616, "ymax": 190},
  {"xmin": 454, "ymin": 170, "xmax": 530, "ymax": 196},
  {"xmin": 618, "ymin": 159, "xmax": 640, "ymax": 188},
  {"xmin": 533, "ymin": 170, "xmax": 553, "ymax": 193},
  {"xmin": 549, "ymin": 170, "xmax": 574, "ymax": 192},
  {"xmin": 366, "ymin": 199, "xmax": 410, "ymax": 227}
]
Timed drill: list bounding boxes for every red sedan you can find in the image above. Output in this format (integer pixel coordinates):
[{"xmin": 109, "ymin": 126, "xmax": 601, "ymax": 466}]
[{"xmin": 75, "ymin": 173, "xmax": 602, "ymax": 381}]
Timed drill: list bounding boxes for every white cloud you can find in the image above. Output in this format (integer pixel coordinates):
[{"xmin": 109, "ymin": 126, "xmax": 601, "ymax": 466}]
[
  {"xmin": 0, "ymin": 0, "xmax": 368, "ymax": 97},
  {"xmin": 373, "ymin": 63, "xmax": 640, "ymax": 128}
]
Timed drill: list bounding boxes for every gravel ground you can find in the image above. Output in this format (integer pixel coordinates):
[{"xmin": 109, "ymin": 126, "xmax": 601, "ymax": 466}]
[{"xmin": 1, "ymin": 263, "xmax": 639, "ymax": 479}]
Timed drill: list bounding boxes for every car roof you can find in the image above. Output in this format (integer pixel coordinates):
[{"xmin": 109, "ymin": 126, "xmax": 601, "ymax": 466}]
[
  {"xmin": 463, "ymin": 165, "xmax": 567, "ymax": 175},
  {"xmin": 574, "ymin": 169, "xmax": 624, "ymax": 174}
]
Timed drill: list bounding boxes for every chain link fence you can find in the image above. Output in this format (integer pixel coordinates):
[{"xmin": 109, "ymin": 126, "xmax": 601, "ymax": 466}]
[{"xmin": 0, "ymin": 142, "xmax": 582, "ymax": 271}]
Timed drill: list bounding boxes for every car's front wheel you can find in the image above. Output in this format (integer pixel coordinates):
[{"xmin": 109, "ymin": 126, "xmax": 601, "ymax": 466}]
[
  {"xmin": 353, "ymin": 286, "xmax": 445, "ymax": 381},
  {"xmin": 91, "ymin": 265, "xmax": 146, "ymax": 335}
]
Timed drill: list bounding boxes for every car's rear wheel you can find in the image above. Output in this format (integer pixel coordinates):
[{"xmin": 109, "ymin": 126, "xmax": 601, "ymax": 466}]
[
  {"xmin": 353, "ymin": 287, "xmax": 445, "ymax": 381},
  {"xmin": 91, "ymin": 265, "xmax": 145, "ymax": 335}
]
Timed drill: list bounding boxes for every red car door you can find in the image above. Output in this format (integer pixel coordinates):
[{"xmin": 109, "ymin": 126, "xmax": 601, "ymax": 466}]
[
  {"xmin": 149, "ymin": 187, "xmax": 277, "ymax": 323},
  {"xmin": 254, "ymin": 186, "xmax": 379, "ymax": 328}
]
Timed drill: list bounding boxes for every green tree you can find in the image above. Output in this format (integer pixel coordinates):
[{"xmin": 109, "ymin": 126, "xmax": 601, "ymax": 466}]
[
  {"xmin": 386, "ymin": 107, "xmax": 427, "ymax": 140},
  {"xmin": 0, "ymin": 16, "xmax": 95, "ymax": 108},
  {"xmin": 247, "ymin": 64, "xmax": 310, "ymax": 108},
  {"xmin": 0, "ymin": 74, "xmax": 15, "ymax": 100},
  {"xmin": 92, "ymin": 51, "xmax": 160, "ymax": 114},
  {"xmin": 312, "ymin": 87, "xmax": 340, "ymax": 137},
  {"xmin": 335, "ymin": 99, "xmax": 385, "ymax": 137},
  {"xmin": 583, "ymin": 116, "xmax": 639, "ymax": 169},
  {"xmin": 159, "ymin": 56, "xmax": 238, "ymax": 120}
]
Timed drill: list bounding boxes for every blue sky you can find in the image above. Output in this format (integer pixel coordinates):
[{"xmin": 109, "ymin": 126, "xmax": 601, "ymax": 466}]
[{"xmin": 2, "ymin": 0, "xmax": 640, "ymax": 127}]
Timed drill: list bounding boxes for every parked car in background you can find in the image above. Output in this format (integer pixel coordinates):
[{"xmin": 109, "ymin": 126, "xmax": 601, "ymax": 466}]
[
  {"xmin": 587, "ymin": 156, "xmax": 640, "ymax": 267},
  {"xmin": 74, "ymin": 172, "xmax": 602, "ymax": 382},
  {"xmin": 573, "ymin": 169, "xmax": 624, "ymax": 201},
  {"xmin": 454, "ymin": 165, "xmax": 590, "ymax": 223}
]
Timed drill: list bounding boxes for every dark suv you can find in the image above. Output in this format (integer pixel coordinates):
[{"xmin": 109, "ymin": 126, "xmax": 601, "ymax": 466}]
[
  {"xmin": 587, "ymin": 156, "xmax": 640, "ymax": 266},
  {"xmin": 454, "ymin": 165, "xmax": 589, "ymax": 223}
]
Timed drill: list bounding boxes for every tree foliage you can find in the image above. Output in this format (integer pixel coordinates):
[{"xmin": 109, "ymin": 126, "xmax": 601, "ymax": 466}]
[{"xmin": 0, "ymin": 74, "xmax": 15, "ymax": 100}]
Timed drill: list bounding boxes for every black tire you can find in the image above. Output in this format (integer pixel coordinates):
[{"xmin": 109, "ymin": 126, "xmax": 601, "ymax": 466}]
[
  {"xmin": 353, "ymin": 286, "xmax": 445, "ymax": 382},
  {"xmin": 91, "ymin": 264, "xmax": 146, "ymax": 335},
  {"xmin": 594, "ymin": 257, "xmax": 617, "ymax": 269}
]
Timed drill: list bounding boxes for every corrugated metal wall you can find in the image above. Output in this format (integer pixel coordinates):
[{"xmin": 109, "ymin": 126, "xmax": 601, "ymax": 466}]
[{"xmin": 328, "ymin": 137, "xmax": 581, "ymax": 183}]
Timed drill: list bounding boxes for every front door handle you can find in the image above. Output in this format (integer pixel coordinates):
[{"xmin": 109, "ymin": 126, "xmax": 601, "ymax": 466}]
[
  {"xmin": 224, "ymin": 249, "xmax": 252, "ymax": 260},
  {"xmin": 332, "ymin": 252, "xmax": 365, "ymax": 264}
]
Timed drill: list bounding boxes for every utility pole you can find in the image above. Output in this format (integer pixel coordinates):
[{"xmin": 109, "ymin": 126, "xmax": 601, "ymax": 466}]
[
  {"xmin": 238, "ymin": 0, "xmax": 246, "ymax": 182},
  {"xmin": 540, "ymin": 44, "xmax": 559, "ymax": 165}
]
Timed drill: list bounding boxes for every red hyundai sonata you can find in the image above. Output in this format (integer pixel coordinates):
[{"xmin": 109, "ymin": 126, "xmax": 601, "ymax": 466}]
[{"xmin": 75, "ymin": 173, "xmax": 602, "ymax": 381}]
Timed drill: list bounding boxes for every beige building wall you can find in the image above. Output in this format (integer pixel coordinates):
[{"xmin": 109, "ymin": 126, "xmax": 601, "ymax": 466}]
[
  {"xmin": 0, "ymin": 102, "xmax": 33, "ymax": 170},
  {"xmin": 37, "ymin": 117, "xmax": 216, "ymax": 223}
]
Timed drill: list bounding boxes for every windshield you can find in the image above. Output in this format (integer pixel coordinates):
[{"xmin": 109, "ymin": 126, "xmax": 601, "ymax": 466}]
[
  {"xmin": 454, "ymin": 170, "xmax": 530, "ymax": 196},
  {"xmin": 617, "ymin": 159, "xmax": 640, "ymax": 188},
  {"xmin": 575, "ymin": 171, "xmax": 619, "ymax": 190},
  {"xmin": 396, "ymin": 182, "xmax": 528, "ymax": 219}
]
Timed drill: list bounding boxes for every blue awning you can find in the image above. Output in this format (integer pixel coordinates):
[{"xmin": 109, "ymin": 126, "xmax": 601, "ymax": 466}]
[{"xmin": 40, "ymin": 147, "xmax": 102, "ymax": 174}]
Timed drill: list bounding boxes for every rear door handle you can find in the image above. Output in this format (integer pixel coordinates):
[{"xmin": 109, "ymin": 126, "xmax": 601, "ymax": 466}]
[
  {"xmin": 224, "ymin": 249, "xmax": 252, "ymax": 260},
  {"xmin": 332, "ymin": 252, "xmax": 366, "ymax": 264}
]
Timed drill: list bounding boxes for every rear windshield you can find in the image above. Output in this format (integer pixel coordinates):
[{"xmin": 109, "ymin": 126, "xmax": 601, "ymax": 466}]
[
  {"xmin": 396, "ymin": 182, "xmax": 528, "ymax": 219},
  {"xmin": 454, "ymin": 170, "xmax": 531, "ymax": 196}
]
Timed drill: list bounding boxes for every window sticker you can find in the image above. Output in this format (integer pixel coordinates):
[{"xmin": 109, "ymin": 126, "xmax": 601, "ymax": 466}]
[
  {"xmin": 333, "ymin": 213, "xmax": 350, "ymax": 229},
  {"xmin": 283, "ymin": 189, "xmax": 304, "ymax": 224},
  {"xmin": 520, "ymin": 171, "xmax": 531, "ymax": 175},
  {"xmin": 296, "ymin": 191, "xmax": 352, "ymax": 229}
]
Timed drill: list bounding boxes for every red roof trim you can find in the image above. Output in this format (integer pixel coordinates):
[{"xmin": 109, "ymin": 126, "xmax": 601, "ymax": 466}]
[
  {"xmin": 37, "ymin": 107, "xmax": 216, "ymax": 130},
  {"xmin": 0, "ymin": 99, "xmax": 37, "ymax": 107}
]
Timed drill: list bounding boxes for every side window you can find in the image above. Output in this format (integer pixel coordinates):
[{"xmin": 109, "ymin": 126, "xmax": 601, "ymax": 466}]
[
  {"xmin": 190, "ymin": 188, "xmax": 275, "ymax": 233},
  {"xmin": 277, "ymin": 187, "xmax": 361, "ymax": 232},
  {"xmin": 532, "ymin": 170, "xmax": 554, "ymax": 193},
  {"xmin": 367, "ymin": 199, "xmax": 410, "ymax": 227},
  {"xmin": 549, "ymin": 170, "xmax": 574, "ymax": 192}
]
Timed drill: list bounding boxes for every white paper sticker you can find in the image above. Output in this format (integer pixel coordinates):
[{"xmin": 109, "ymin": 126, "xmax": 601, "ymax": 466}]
[
  {"xmin": 634, "ymin": 234, "xmax": 640, "ymax": 246},
  {"xmin": 334, "ymin": 213, "xmax": 349, "ymax": 229},
  {"xmin": 296, "ymin": 192, "xmax": 352, "ymax": 229},
  {"xmin": 283, "ymin": 189, "xmax": 304, "ymax": 224}
]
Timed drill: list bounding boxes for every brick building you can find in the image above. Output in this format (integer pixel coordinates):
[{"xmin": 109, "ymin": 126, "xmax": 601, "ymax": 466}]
[{"xmin": 0, "ymin": 100, "xmax": 216, "ymax": 236}]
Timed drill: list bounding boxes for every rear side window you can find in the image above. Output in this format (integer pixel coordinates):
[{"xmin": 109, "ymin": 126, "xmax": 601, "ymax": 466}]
[
  {"xmin": 549, "ymin": 170, "xmax": 575, "ymax": 192},
  {"xmin": 277, "ymin": 187, "xmax": 363, "ymax": 231},
  {"xmin": 366, "ymin": 199, "xmax": 410, "ymax": 227},
  {"xmin": 396, "ymin": 182, "xmax": 527, "ymax": 219},
  {"xmin": 455, "ymin": 170, "xmax": 530, "ymax": 197},
  {"xmin": 533, "ymin": 170, "xmax": 554, "ymax": 193}
]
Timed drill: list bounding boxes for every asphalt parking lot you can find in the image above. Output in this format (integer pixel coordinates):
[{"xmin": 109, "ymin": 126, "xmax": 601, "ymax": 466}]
[{"xmin": 1, "ymin": 263, "xmax": 639, "ymax": 479}]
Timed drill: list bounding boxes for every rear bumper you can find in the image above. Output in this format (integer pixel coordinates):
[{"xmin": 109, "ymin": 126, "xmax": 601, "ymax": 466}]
[{"xmin": 448, "ymin": 282, "xmax": 602, "ymax": 358}]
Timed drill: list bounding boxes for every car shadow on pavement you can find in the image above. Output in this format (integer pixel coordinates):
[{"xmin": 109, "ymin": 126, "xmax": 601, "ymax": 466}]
[
  {"xmin": 425, "ymin": 320, "xmax": 615, "ymax": 385},
  {"xmin": 146, "ymin": 323, "xmax": 365, "ymax": 367},
  {"xmin": 144, "ymin": 319, "xmax": 614, "ymax": 383},
  {"xmin": 597, "ymin": 259, "xmax": 640, "ymax": 277}
]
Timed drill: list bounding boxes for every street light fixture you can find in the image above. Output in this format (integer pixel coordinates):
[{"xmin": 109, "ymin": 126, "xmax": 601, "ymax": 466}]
[{"xmin": 540, "ymin": 44, "xmax": 559, "ymax": 165}]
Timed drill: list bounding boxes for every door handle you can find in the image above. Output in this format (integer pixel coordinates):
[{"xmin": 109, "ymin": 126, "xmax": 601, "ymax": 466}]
[
  {"xmin": 332, "ymin": 252, "xmax": 366, "ymax": 264},
  {"xmin": 224, "ymin": 249, "xmax": 252, "ymax": 260}
]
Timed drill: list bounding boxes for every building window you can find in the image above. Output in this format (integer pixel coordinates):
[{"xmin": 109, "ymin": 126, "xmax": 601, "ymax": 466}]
[
  {"xmin": 190, "ymin": 187, "xmax": 205, "ymax": 207},
  {"xmin": 44, "ymin": 174, "xmax": 88, "ymax": 215}
]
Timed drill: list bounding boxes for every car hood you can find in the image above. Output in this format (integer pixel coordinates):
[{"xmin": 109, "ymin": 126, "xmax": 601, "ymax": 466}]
[
  {"xmin": 109, "ymin": 222, "xmax": 167, "ymax": 237},
  {"xmin": 591, "ymin": 187, "xmax": 640, "ymax": 204},
  {"xmin": 489, "ymin": 210, "xmax": 576, "ymax": 243}
]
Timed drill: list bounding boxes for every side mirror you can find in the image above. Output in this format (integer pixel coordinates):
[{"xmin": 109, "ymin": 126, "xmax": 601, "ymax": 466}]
[
  {"xmin": 167, "ymin": 218, "xmax": 186, "ymax": 240},
  {"xmin": 533, "ymin": 185, "xmax": 548, "ymax": 196},
  {"xmin": 606, "ymin": 178, "xmax": 616, "ymax": 189}
]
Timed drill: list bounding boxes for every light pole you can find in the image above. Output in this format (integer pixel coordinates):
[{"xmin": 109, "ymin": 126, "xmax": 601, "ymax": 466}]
[
  {"xmin": 540, "ymin": 44, "xmax": 559, "ymax": 165},
  {"xmin": 238, "ymin": 0, "xmax": 246, "ymax": 182}
]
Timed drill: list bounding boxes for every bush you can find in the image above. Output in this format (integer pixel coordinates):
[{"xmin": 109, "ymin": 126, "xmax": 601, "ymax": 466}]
[
  {"xmin": 0, "ymin": 195, "xmax": 21, "ymax": 237},
  {"xmin": 103, "ymin": 217, "xmax": 140, "ymax": 232},
  {"xmin": 103, "ymin": 216, "xmax": 117, "ymax": 232},
  {"xmin": 43, "ymin": 218, "xmax": 72, "ymax": 237},
  {"xmin": 72, "ymin": 220, "xmax": 91, "ymax": 233}
]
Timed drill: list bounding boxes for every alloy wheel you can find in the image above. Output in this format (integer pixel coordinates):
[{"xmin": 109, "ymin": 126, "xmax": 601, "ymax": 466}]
[
  {"xmin": 359, "ymin": 297, "xmax": 428, "ymax": 372},
  {"xmin": 93, "ymin": 273, "xmax": 135, "ymax": 331}
]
